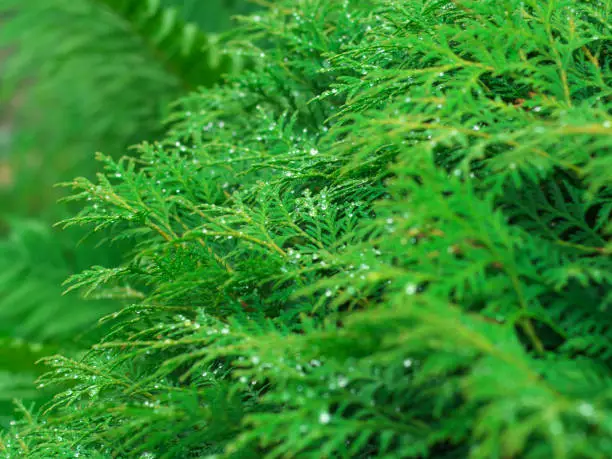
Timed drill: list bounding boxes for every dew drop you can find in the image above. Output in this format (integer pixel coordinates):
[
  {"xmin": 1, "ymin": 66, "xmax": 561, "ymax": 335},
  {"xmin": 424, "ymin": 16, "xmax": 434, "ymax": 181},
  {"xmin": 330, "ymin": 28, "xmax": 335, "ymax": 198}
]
[{"xmin": 319, "ymin": 411, "xmax": 331, "ymax": 424}]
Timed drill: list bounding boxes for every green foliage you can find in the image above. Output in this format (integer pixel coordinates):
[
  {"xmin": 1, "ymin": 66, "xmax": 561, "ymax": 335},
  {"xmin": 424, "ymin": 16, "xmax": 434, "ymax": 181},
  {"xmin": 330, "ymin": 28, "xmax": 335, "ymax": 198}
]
[
  {"xmin": 0, "ymin": 0, "xmax": 249, "ymax": 426},
  {"xmin": 0, "ymin": 220, "xmax": 120, "ymax": 341},
  {"xmin": 0, "ymin": 0, "xmax": 243, "ymax": 214},
  {"xmin": 161, "ymin": 0, "xmax": 259, "ymax": 33},
  {"xmin": 0, "ymin": 339, "xmax": 55, "ymax": 427},
  {"xmin": 0, "ymin": 220, "xmax": 126, "ymax": 421},
  {"xmin": 3, "ymin": 0, "xmax": 612, "ymax": 457}
]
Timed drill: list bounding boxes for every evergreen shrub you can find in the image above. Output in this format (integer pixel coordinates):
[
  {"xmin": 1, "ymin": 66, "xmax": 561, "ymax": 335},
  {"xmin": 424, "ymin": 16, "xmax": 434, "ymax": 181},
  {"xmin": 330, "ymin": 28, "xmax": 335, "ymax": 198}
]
[{"xmin": 2, "ymin": 0, "xmax": 611, "ymax": 457}]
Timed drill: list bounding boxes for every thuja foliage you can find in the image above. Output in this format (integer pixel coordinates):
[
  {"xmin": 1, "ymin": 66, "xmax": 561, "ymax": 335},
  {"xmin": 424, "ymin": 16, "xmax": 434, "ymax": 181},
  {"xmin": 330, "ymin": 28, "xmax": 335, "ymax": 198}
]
[
  {"xmin": 0, "ymin": 0, "xmax": 247, "ymax": 422},
  {"xmin": 3, "ymin": 0, "xmax": 612, "ymax": 457}
]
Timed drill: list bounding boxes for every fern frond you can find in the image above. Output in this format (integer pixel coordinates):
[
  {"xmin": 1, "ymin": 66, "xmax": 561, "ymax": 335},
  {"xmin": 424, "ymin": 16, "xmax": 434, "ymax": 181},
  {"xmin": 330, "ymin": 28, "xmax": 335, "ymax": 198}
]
[{"xmin": 0, "ymin": 0, "xmax": 245, "ymax": 216}]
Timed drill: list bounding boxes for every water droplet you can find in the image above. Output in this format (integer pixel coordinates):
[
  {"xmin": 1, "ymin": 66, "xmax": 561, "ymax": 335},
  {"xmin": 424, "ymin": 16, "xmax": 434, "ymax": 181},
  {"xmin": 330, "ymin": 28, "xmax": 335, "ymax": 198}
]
[
  {"xmin": 319, "ymin": 411, "xmax": 331, "ymax": 424},
  {"xmin": 403, "ymin": 359, "xmax": 413, "ymax": 368}
]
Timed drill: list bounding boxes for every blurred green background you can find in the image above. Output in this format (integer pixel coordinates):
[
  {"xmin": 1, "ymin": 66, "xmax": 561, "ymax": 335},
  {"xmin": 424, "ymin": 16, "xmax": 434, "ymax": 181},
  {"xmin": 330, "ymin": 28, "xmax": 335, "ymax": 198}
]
[{"xmin": 0, "ymin": 0, "xmax": 255, "ymax": 425}]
